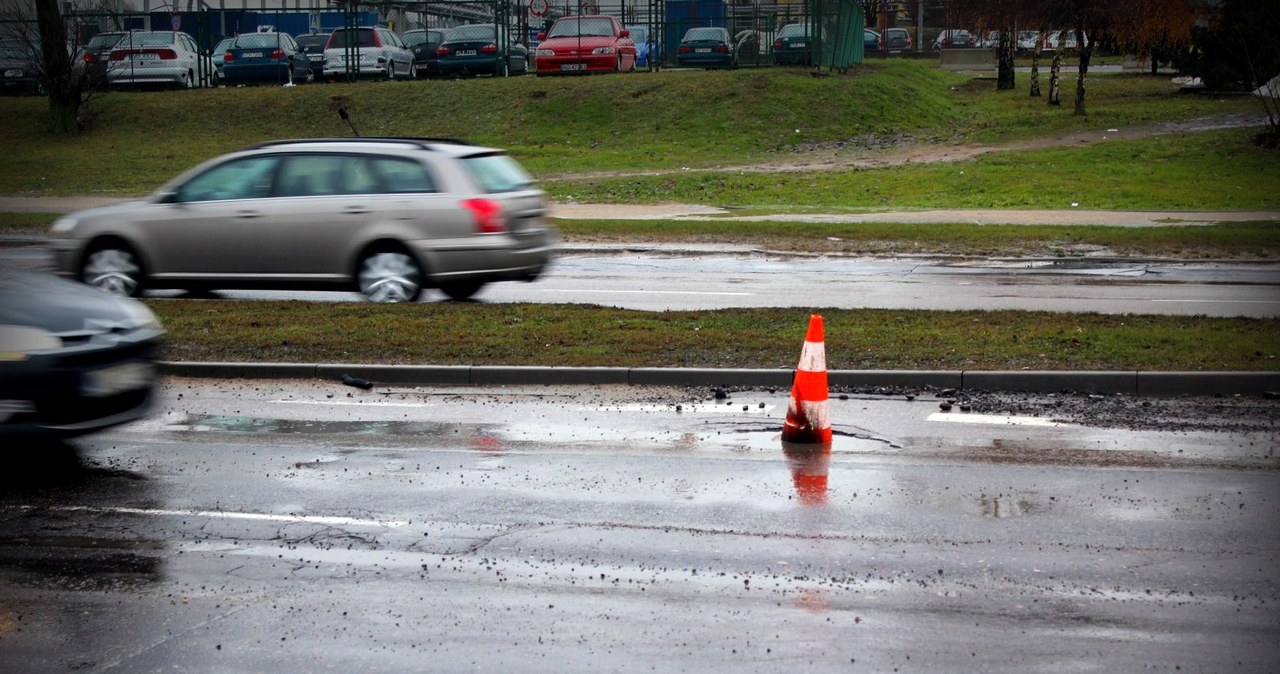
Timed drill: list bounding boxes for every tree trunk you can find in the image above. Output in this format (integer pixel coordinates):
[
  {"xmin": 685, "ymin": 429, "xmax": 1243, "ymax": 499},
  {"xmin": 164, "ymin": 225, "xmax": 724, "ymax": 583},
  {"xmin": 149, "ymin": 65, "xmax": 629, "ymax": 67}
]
[
  {"xmin": 996, "ymin": 28, "xmax": 1015, "ymax": 91},
  {"xmin": 1048, "ymin": 48, "xmax": 1061, "ymax": 106},
  {"xmin": 1073, "ymin": 29, "xmax": 1092, "ymax": 116},
  {"xmin": 1029, "ymin": 35, "xmax": 1041, "ymax": 97},
  {"xmin": 35, "ymin": 0, "xmax": 79, "ymax": 134}
]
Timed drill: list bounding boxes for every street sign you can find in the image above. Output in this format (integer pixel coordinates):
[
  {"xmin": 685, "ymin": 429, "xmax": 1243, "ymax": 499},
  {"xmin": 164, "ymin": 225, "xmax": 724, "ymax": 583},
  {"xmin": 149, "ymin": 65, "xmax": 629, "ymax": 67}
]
[{"xmin": 530, "ymin": 0, "xmax": 549, "ymax": 18}]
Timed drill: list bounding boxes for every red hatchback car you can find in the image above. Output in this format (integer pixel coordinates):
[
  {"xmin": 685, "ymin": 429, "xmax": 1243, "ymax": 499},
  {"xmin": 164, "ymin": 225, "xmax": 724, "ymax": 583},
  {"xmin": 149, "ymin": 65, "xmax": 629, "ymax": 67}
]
[{"xmin": 534, "ymin": 15, "xmax": 636, "ymax": 75}]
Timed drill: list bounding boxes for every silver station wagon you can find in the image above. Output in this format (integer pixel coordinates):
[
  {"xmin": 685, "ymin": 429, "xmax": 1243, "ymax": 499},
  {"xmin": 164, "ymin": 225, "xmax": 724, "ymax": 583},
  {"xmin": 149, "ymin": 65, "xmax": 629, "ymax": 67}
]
[{"xmin": 50, "ymin": 138, "xmax": 557, "ymax": 302}]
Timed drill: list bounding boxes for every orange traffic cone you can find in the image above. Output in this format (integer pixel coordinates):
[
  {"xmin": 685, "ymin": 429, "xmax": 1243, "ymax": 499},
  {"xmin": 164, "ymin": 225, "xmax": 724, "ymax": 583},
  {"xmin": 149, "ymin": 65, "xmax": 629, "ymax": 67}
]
[{"xmin": 781, "ymin": 314, "xmax": 832, "ymax": 444}]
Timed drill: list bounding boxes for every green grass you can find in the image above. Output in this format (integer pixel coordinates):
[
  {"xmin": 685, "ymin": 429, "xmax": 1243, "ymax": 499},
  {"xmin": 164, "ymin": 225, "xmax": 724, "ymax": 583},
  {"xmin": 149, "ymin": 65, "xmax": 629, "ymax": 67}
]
[
  {"xmin": 0, "ymin": 212, "xmax": 56, "ymax": 234},
  {"xmin": 0, "ymin": 62, "xmax": 1262, "ymax": 197},
  {"xmin": 149, "ymin": 301, "xmax": 1280, "ymax": 372},
  {"xmin": 545, "ymin": 129, "xmax": 1280, "ymax": 211}
]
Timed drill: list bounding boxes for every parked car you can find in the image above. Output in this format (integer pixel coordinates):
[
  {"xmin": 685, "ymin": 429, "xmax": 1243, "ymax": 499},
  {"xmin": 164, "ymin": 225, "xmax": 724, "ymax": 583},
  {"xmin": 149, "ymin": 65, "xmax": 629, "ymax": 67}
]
[
  {"xmin": 1016, "ymin": 31, "xmax": 1042, "ymax": 52},
  {"xmin": 676, "ymin": 27, "xmax": 735, "ymax": 68},
  {"xmin": 49, "ymin": 138, "xmax": 558, "ymax": 303},
  {"xmin": 435, "ymin": 24, "xmax": 528, "ymax": 77},
  {"xmin": 107, "ymin": 30, "xmax": 213, "ymax": 89},
  {"xmin": 323, "ymin": 26, "xmax": 414, "ymax": 80},
  {"xmin": 402, "ymin": 28, "xmax": 445, "ymax": 77},
  {"xmin": 294, "ymin": 32, "xmax": 330, "ymax": 82},
  {"xmin": 0, "ymin": 39, "xmax": 43, "ymax": 95},
  {"xmin": 1042, "ymin": 30, "xmax": 1084, "ymax": 52},
  {"xmin": 81, "ymin": 31, "xmax": 128, "ymax": 90},
  {"xmin": 773, "ymin": 23, "xmax": 820, "ymax": 66},
  {"xmin": 932, "ymin": 29, "xmax": 977, "ymax": 50},
  {"xmin": 864, "ymin": 29, "xmax": 881, "ymax": 53},
  {"xmin": 0, "ymin": 269, "xmax": 163, "ymax": 438},
  {"xmin": 221, "ymin": 30, "xmax": 312, "ymax": 85},
  {"xmin": 882, "ymin": 27, "xmax": 911, "ymax": 52},
  {"xmin": 733, "ymin": 29, "xmax": 767, "ymax": 62},
  {"xmin": 534, "ymin": 15, "xmax": 636, "ymax": 76},
  {"xmin": 626, "ymin": 25, "xmax": 660, "ymax": 67}
]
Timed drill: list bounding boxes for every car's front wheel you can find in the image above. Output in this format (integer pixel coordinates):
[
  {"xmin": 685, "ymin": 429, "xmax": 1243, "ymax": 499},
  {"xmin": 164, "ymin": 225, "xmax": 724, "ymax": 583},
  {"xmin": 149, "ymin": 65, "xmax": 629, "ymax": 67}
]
[
  {"xmin": 357, "ymin": 249, "xmax": 422, "ymax": 303},
  {"xmin": 81, "ymin": 243, "xmax": 144, "ymax": 297}
]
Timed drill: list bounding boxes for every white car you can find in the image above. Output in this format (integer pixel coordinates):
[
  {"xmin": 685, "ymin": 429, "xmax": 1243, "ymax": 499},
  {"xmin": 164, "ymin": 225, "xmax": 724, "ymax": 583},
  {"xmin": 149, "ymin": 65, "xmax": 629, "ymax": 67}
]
[
  {"xmin": 107, "ymin": 30, "xmax": 213, "ymax": 89},
  {"xmin": 323, "ymin": 26, "xmax": 414, "ymax": 80}
]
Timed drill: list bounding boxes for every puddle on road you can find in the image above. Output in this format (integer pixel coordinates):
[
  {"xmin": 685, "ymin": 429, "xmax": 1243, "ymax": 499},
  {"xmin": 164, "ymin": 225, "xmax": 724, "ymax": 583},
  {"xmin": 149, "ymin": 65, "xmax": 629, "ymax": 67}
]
[{"xmin": 169, "ymin": 415, "xmax": 497, "ymax": 438}]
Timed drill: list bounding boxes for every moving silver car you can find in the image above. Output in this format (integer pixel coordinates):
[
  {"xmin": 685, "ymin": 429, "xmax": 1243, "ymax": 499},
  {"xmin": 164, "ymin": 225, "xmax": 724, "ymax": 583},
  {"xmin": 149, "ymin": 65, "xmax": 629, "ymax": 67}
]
[{"xmin": 49, "ymin": 138, "xmax": 557, "ymax": 303}]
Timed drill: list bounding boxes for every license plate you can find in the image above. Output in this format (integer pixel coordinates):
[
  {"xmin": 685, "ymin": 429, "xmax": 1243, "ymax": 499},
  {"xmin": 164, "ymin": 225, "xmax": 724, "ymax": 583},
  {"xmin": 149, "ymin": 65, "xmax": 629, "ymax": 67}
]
[
  {"xmin": 241, "ymin": 51, "xmax": 263, "ymax": 58},
  {"xmin": 794, "ymin": 42, "xmax": 806, "ymax": 48},
  {"xmin": 131, "ymin": 53, "xmax": 158, "ymax": 61},
  {"xmin": 309, "ymin": 54, "xmax": 324, "ymax": 61},
  {"xmin": 695, "ymin": 48, "xmax": 711, "ymax": 53},
  {"xmin": 82, "ymin": 361, "xmax": 154, "ymax": 398},
  {"xmin": 457, "ymin": 49, "xmax": 477, "ymax": 56},
  {"xmin": 560, "ymin": 63, "xmax": 585, "ymax": 71}
]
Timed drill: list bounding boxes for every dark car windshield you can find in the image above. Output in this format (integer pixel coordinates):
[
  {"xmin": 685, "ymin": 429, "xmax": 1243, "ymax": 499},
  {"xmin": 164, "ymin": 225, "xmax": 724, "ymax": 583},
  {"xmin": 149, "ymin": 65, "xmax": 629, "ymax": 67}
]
[
  {"xmin": 233, "ymin": 34, "xmax": 286, "ymax": 49},
  {"xmin": 86, "ymin": 33, "xmax": 124, "ymax": 49},
  {"xmin": 547, "ymin": 17, "xmax": 615, "ymax": 38},
  {"xmin": 328, "ymin": 29, "xmax": 376, "ymax": 49},
  {"xmin": 403, "ymin": 30, "xmax": 443, "ymax": 47},
  {"xmin": 296, "ymin": 35, "xmax": 328, "ymax": 50},
  {"xmin": 683, "ymin": 28, "xmax": 726, "ymax": 41},
  {"xmin": 462, "ymin": 154, "xmax": 534, "ymax": 193},
  {"xmin": 446, "ymin": 25, "xmax": 497, "ymax": 42},
  {"xmin": 777, "ymin": 24, "xmax": 812, "ymax": 39}
]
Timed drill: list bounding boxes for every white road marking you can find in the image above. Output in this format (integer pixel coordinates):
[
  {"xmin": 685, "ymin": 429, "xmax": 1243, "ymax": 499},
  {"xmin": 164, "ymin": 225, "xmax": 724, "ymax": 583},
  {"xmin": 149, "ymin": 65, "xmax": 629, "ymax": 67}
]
[
  {"xmin": 927, "ymin": 412, "xmax": 1066, "ymax": 427},
  {"xmin": 44, "ymin": 505, "xmax": 409, "ymax": 528}
]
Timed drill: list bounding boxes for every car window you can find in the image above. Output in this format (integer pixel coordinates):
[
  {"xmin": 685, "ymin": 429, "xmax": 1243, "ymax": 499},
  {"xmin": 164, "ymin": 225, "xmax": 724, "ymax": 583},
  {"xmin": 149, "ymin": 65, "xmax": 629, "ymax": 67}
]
[
  {"xmin": 547, "ymin": 17, "xmax": 616, "ymax": 38},
  {"xmin": 372, "ymin": 158, "xmax": 437, "ymax": 193},
  {"xmin": 297, "ymin": 35, "xmax": 327, "ymax": 50},
  {"xmin": 403, "ymin": 31, "xmax": 428, "ymax": 47},
  {"xmin": 330, "ymin": 29, "xmax": 376, "ymax": 49},
  {"xmin": 448, "ymin": 25, "xmax": 497, "ymax": 41},
  {"xmin": 275, "ymin": 155, "xmax": 384, "ymax": 197},
  {"xmin": 461, "ymin": 154, "xmax": 534, "ymax": 193},
  {"xmin": 176, "ymin": 156, "xmax": 279, "ymax": 203},
  {"xmin": 683, "ymin": 28, "xmax": 725, "ymax": 41},
  {"xmin": 233, "ymin": 34, "xmax": 285, "ymax": 49},
  {"xmin": 86, "ymin": 33, "xmax": 124, "ymax": 49}
]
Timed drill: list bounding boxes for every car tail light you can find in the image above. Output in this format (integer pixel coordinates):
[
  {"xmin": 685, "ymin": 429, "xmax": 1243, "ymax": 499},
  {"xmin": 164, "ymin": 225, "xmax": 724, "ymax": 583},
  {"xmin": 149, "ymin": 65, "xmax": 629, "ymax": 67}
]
[
  {"xmin": 436, "ymin": 46, "xmax": 449, "ymax": 56},
  {"xmin": 461, "ymin": 198, "xmax": 506, "ymax": 234},
  {"xmin": 713, "ymin": 44, "xmax": 728, "ymax": 53},
  {"xmin": 773, "ymin": 39, "xmax": 783, "ymax": 50},
  {"xmin": 678, "ymin": 46, "xmax": 691, "ymax": 54},
  {"xmin": 224, "ymin": 52, "xmax": 235, "ymax": 62},
  {"xmin": 271, "ymin": 48, "xmax": 285, "ymax": 59},
  {"xmin": 109, "ymin": 50, "xmax": 126, "ymax": 61},
  {"xmin": 154, "ymin": 49, "xmax": 177, "ymax": 60},
  {"xmin": 84, "ymin": 53, "xmax": 96, "ymax": 63},
  {"xmin": 482, "ymin": 43, "xmax": 497, "ymax": 54}
]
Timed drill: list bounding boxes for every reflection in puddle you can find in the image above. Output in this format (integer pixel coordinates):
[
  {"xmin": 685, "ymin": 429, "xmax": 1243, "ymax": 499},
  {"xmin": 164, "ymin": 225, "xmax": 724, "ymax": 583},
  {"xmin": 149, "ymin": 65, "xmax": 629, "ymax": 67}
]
[
  {"xmin": 783, "ymin": 443, "xmax": 831, "ymax": 506},
  {"xmin": 173, "ymin": 415, "xmax": 496, "ymax": 439},
  {"xmin": 976, "ymin": 495, "xmax": 1040, "ymax": 518}
]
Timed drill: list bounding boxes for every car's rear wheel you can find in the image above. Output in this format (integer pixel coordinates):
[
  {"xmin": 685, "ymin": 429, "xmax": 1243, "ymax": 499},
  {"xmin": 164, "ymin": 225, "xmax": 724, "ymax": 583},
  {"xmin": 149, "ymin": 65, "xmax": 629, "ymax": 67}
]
[
  {"xmin": 439, "ymin": 281, "xmax": 484, "ymax": 302},
  {"xmin": 357, "ymin": 249, "xmax": 422, "ymax": 303},
  {"xmin": 284, "ymin": 67, "xmax": 294, "ymax": 86},
  {"xmin": 81, "ymin": 243, "xmax": 144, "ymax": 298},
  {"xmin": 386, "ymin": 61, "xmax": 396, "ymax": 81}
]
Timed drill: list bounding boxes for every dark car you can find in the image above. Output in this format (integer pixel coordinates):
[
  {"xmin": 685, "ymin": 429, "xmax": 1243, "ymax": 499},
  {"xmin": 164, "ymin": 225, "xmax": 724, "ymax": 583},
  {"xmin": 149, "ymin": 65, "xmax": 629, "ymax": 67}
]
[
  {"xmin": 882, "ymin": 27, "xmax": 912, "ymax": 52},
  {"xmin": 294, "ymin": 32, "xmax": 330, "ymax": 82},
  {"xmin": 0, "ymin": 269, "xmax": 163, "ymax": 438},
  {"xmin": 676, "ymin": 27, "xmax": 735, "ymax": 68},
  {"xmin": 222, "ymin": 30, "xmax": 312, "ymax": 85},
  {"xmin": 435, "ymin": 24, "xmax": 528, "ymax": 77},
  {"xmin": 403, "ymin": 28, "xmax": 445, "ymax": 78},
  {"xmin": 0, "ymin": 39, "xmax": 43, "ymax": 95},
  {"xmin": 864, "ymin": 29, "xmax": 881, "ymax": 53},
  {"xmin": 773, "ymin": 23, "xmax": 820, "ymax": 66},
  {"xmin": 81, "ymin": 31, "xmax": 128, "ymax": 90}
]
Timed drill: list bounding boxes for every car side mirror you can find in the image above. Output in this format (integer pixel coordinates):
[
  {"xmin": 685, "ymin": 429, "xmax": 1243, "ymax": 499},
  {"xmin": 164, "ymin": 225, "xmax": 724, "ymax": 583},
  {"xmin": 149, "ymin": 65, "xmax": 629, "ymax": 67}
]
[
  {"xmin": 619, "ymin": 29, "xmax": 629, "ymax": 38},
  {"xmin": 537, "ymin": 32, "xmax": 546, "ymax": 41}
]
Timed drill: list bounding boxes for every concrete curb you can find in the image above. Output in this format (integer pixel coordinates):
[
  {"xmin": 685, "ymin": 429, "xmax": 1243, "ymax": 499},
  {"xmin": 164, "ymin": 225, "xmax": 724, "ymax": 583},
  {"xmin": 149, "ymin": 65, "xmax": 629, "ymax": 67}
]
[{"xmin": 157, "ymin": 362, "xmax": 1280, "ymax": 396}]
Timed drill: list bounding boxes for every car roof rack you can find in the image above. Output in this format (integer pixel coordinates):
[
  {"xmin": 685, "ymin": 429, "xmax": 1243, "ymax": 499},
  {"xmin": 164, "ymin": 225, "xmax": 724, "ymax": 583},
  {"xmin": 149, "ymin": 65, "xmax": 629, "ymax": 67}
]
[{"xmin": 247, "ymin": 137, "xmax": 476, "ymax": 151}]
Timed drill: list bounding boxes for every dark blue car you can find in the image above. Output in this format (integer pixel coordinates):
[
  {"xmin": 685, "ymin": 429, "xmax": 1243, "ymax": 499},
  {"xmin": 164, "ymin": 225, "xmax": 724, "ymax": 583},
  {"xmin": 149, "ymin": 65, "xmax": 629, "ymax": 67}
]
[
  {"xmin": 676, "ymin": 27, "xmax": 735, "ymax": 68},
  {"xmin": 222, "ymin": 30, "xmax": 312, "ymax": 85},
  {"xmin": 435, "ymin": 24, "xmax": 528, "ymax": 77}
]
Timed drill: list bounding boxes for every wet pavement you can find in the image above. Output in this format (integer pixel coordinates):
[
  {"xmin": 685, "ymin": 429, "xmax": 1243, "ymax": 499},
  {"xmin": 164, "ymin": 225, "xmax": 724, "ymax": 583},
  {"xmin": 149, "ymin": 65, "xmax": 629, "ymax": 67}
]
[{"xmin": 1, "ymin": 378, "xmax": 1277, "ymax": 672}]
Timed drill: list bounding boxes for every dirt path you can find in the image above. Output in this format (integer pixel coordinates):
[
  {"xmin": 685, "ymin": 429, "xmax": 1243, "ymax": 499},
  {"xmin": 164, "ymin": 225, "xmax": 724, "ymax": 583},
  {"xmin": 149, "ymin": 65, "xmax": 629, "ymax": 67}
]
[{"xmin": 544, "ymin": 112, "xmax": 1268, "ymax": 182}]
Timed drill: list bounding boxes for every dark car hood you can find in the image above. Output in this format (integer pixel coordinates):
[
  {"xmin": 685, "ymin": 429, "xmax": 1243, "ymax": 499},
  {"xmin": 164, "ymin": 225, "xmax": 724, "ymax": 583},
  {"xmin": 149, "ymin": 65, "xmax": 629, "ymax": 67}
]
[{"xmin": 0, "ymin": 269, "xmax": 158, "ymax": 336}]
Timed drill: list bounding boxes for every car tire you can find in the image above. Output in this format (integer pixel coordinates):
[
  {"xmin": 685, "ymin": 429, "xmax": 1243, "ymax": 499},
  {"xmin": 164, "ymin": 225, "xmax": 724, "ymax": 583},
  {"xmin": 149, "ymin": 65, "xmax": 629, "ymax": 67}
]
[
  {"xmin": 284, "ymin": 67, "xmax": 294, "ymax": 86},
  {"xmin": 81, "ymin": 242, "xmax": 145, "ymax": 298},
  {"xmin": 409, "ymin": 62, "xmax": 418, "ymax": 79},
  {"xmin": 357, "ymin": 249, "xmax": 422, "ymax": 303},
  {"xmin": 439, "ymin": 281, "xmax": 484, "ymax": 302}
]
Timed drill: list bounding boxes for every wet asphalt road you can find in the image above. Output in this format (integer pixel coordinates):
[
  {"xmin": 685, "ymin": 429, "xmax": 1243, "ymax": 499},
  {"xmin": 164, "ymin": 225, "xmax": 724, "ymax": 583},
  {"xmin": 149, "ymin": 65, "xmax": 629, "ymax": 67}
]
[{"xmin": 1, "ymin": 378, "xmax": 1277, "ymax": 672}]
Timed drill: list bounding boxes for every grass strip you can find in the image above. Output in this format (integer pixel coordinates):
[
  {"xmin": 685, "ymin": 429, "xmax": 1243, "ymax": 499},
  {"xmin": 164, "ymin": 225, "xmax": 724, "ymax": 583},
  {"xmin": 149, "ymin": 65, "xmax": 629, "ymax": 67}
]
[
  {"xmin": 544, "ymin": 129, "xmax": 1280, "ymax": 211},
  {"xmin": 149, "ymin": 301, "xmax": 1280, "ymax": 372}
]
